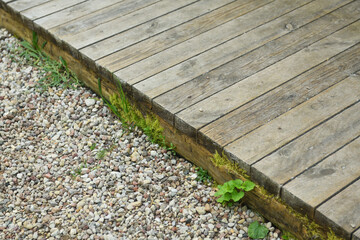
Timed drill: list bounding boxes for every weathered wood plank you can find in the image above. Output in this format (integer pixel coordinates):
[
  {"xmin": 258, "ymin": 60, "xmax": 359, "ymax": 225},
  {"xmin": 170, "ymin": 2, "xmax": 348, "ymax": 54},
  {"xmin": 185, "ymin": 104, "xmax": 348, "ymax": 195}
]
[
  {"xmin": 21, "ymin": 0, "xmax": 87, "ymax": 20},
  {"xmin": 93, "ymin": 0, "xmax": 268, "ymax": 66},
  {"xmin": 48, "ymin": 0, "xmax": 160, "ymax": 37},
  {"xmin": 82, "ymin": 0, "xmax": 245, "ymax": 61},
  {"xmin": 121, "ymin": 0, "xmax": 311, "ymax": 86},
  {"xmin": 130, "ymin": 0, "xmax": 346, "ymax": 99},
  {"xmin": 282, "ymin": 137, "xmax": 360, "ymax": 218},
  {"xmin": 252, "ymin": 101, "xmax": 360, "ymax": 195},
  {"xmin": 198, "ymin": 42, "xmax": 360, "ymax": 150},
  {"xmin": 224, "ymin": 74, "xmax": 360, "ymax": 172},
  {"xmin": 62, "ymin": 0, "xmax": 198, "ymax": 49},
  {"xmin": 154, "ymin": 0, "xmax": 358, "ymax": 119},
  {"xmin": 315, "ymin": 179, "xmax": 360, "ymax": 239},
  {"xmin": 176, "ymin": 18, "xmax": 360, "ymax": 136},
  {"xmin": 8, "ymin": 0, "xmax": 51, "ymax": 12},
  {"xmin": 353, "ymin": 228, "xmax": 360, "ymax": 240},
  {"xmin": 34, "ymin": 0, "xmax": 126, "ymax": 30}
]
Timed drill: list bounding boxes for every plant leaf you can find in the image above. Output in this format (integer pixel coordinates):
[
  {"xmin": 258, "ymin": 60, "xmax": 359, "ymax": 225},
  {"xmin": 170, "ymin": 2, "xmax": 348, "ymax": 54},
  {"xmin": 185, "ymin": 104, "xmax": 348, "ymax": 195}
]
[
  {"xmin": 248, "ymin": 221, "xmax": 269, "ymax": 239},
  {"xmin": 232, "ymin": 179, "xmax": 243, "ymax": 189},
  {"xmin": 222, "ymin": 192, "xmax": 232, "ymax": 202},
  {"xmin": 242, "ymin": 180, "xmax": 256, "ymax": 191},
  {"xmin": 231, "ymin": 190, "xmax": 244, "ymax": 202}
]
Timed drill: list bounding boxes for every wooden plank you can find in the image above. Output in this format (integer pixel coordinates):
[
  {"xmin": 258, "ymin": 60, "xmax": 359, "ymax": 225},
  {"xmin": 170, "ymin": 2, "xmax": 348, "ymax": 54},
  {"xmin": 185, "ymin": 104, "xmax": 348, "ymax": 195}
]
[
  {"xmin": 130, "ymin": 0, "xmax": 348, "ymax": 99},
  {"xmin": 47, "ymin": 0, "xmax": 160, "ymax": 39},
  {"xmin": 93, "ymin": 0, "xmax": 269, "ymax": 65},
  {"xmin": 224, "ymin": 74, "xmax": 360, "ymax": 171},
  {"xmin": 8, "ymin": 0, "xmax": 51, "ymax": 12},
  {"xmin": 175, "ymin": 17, "xmax": 360, "ymax": 134},
  {"xmin": 315, "ymin": 179, "xmax": 360, "ymax": 239},
  {"xmin": 119, "ymin": 0, "xmax": 311, "ymax": 86},
  {"xmin": 282, "ymin": 137, "xmax": 360, "ymax": 218},
  {"xmin": 199, "ymin": 42, "xmax": 360, "ymax": 150},
  {"xmin": 81, "ymin": 0, "xmax": 245, "ymax": 61},
  {"xmin": 62, "ymin": 0, "xmax": 198, "ymax": 49},
  {"xmin": 353, "ymin": 228, "xmax": 360, "ymax": 240},
  {"xmin": 155, "ymin": 0, "xmax": 359, "ymax": 117},
  {"xmin": 21, "ymin": 0, "xmax": 87, "ymax": 20},
  {"xmin": 252, "ymin": 101, "xmax": 360, "ymax": 195},
  {"xmin": 34, "ymin": 0, "xmax": 126, "ymax": 30}
]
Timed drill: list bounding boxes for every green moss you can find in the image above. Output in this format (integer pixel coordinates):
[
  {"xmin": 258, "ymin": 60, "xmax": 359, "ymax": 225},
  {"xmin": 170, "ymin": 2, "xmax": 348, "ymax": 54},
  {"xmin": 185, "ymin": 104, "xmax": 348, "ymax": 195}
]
[
  {"xmin": 210, "ymin": 151, "xmax": 249, "ymax": 178},
  {"xmin": 327, "ymin": 229, "xmax": 343, "ymax": 240}
]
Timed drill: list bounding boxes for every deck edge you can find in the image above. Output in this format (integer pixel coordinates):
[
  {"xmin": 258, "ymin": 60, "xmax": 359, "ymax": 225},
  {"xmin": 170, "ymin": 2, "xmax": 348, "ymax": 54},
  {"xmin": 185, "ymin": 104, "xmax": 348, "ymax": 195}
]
[{"xmin": 0, "ymin": 4, "xmax": 346, "ymax": 240}]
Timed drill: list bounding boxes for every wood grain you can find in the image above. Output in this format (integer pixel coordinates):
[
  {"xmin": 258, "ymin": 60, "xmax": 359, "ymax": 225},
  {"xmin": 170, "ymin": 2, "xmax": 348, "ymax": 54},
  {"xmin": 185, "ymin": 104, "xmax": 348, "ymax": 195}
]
[
  {"xmin": 252, "ymin": 101, "xmax": 360, "ymax": 195},
  {"xmin": 8, "ymin": 0, "xmax": 51, "ymax": 12},
  {"xmin": 177, "ymin": 17, "xmax": 360, "ymax": 134},
  {"xmin": 282, "ymin": 137, "xmax": 360, "ymax": 218},
  {"xmin": 224, "ymin": 74, "xmax": 360, "ymax": 171},
  {"xmin": 315, "ymin": 179, "xmax": 360, "ymax": 239},
  {"xmin": 155, "ymin": 0, "xmax": 357, "ymax": 117},
  {"xmin": 21, "ymin": 0, "xmax": 86, "ymax": 20},
  {"xmin": 47, "ymin": 0, "xmax": 160, "ymax": 36},
  {"xmin": 62, "ymin": 0, "xmax": 198, "ymax": 49},
  {"xmin": 35, "ymin": 0, "xmax": 126, "ymax": 29},
  {"xmin": 95, "ymin": 0, "xmax": 268, "ymax": 66},
  {"xmin": 199, "ymin": 42, "xmax": 360, "ymax": 150},
  {"xmin": 131, "ymin": 0, "xmax": 345, "ymax": 99}
]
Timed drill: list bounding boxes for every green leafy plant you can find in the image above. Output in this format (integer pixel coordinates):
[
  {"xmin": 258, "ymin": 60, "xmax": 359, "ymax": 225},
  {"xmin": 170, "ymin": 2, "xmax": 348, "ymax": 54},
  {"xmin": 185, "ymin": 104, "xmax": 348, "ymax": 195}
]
[
  {"xmin": 214, "ymin": 179, "xmax": 255, "ymax": 206},
  {"xmin": 195, "ymin": 167, "xmax": 212, "ymax": 183},
  {"xmin": 98, "ymin": 78, "xmax": 176, "ymax": 153},
  {"xmin": 248, "ymin": 221, "xmax": 269, "ymax": 239},
  {"xmin": 18, "ymin": 31, "xmax": 81, "ymax": 91}
]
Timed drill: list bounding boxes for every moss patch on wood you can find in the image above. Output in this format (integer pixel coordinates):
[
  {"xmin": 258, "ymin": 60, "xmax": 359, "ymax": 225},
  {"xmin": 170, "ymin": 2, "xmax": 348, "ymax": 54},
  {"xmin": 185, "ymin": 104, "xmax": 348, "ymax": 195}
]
[{"xmin": 210, "ymin": 151, "xmax": 250, "ymax": 178}]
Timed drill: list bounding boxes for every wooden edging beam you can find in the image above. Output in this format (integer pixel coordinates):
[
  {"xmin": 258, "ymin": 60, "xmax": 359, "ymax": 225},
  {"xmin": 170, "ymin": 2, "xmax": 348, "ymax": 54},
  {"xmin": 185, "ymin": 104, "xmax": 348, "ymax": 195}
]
[{"xmin": 0, "ymin": 6, "xmax": 340, "ymax": 240}]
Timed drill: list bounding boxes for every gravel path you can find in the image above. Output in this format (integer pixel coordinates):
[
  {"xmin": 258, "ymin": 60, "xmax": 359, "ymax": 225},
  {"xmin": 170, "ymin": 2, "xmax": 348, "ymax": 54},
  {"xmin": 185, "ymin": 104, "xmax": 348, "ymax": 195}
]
[{"xmin": 0, "ymin": 28, "xmax": 283, "ymax": 240}]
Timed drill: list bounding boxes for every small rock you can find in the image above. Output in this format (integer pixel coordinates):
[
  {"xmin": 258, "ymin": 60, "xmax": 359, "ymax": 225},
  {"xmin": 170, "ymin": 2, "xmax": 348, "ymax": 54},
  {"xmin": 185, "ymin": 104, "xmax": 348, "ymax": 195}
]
[
  {"xmin": 70, "ymin": 228, "xmax": 77, "ymax": 236},
  {"xmin": 196, "ymin": 207, "xmax": 206, "ymax": 215},
  {"xmin": 205, "ymin": 203, "xmax": 211, "ymax": 212},
  {"xmin": 85, "ymin": 98, "xmax": 96, "ymax": 106}
]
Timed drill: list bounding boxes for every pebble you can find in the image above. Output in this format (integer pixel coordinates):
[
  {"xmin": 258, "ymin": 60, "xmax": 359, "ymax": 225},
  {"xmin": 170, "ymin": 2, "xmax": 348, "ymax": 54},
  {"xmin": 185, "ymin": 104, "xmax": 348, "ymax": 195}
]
[
  {"xmin": 85, "ymin": 98, "xmax": 96, "ymax": 106},
  {"xmin": 0, "ymin": 28, "xmax": 282, "ymax": 240}
]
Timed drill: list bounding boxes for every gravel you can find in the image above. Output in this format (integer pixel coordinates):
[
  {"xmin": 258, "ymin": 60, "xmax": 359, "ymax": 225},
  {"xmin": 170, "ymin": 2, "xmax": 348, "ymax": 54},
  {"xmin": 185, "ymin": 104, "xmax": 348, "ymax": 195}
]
[{"xmin": 0, "ymin": 28, "xmax": 283, "ymax": 240}]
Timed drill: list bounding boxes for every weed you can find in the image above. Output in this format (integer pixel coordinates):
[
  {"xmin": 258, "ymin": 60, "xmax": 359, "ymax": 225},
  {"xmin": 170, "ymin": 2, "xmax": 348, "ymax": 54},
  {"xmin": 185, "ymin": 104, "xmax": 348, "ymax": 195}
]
[
  {"xmin": 98, "ymin": 78, "xmax": 176, "ymax": 154},
  {"xmin": 248, "ymin": 221, "xmax": 269, "ymax": 239},
  {"xmin": 195, "ymin": 167, "xmax": 212, "ymax": 183},
  {"xmin": 90, "ymin": 143, "xmax": 96, "ymax": 151},
  {"xmin": 18, "ymin": 31, "xmax": 81, "ymax": 91},
  {"xmin": 69, "ymin": 160, "xmax": 88, "ymax": 178},
  {"xmin": 96, "ymin": 149, "xmax": 107, "ymax": 160},
  {"xmin": 214, "ymin": 179, "xmax": 255, "ymax": 206}
]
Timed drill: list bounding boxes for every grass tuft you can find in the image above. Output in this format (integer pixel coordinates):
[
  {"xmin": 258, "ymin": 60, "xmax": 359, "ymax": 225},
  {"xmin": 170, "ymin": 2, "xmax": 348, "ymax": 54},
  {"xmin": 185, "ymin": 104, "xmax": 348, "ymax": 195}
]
[{"xmin": 18, "ymin": 31, "xmax": 81, "ymax": 91}]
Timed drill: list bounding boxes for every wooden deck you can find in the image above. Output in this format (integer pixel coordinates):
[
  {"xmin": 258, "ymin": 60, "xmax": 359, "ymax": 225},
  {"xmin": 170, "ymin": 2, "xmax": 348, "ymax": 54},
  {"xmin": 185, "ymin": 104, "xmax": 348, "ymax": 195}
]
[{"xmin": 1, "ymin": 0, "xmax": 360, "ymax": 239}]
